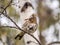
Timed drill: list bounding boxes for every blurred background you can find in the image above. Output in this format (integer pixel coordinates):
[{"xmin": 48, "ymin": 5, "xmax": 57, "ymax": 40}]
[{"xmin": 0, "ymin": 0, "xmax": 60, "ymax": 45}]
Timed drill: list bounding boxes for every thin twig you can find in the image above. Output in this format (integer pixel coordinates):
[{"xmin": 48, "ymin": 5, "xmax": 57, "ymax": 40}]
[
  {"xmin": 3, "ymin": 0, "xmax": 12, "ymax": 11},
  {"xmin": 48, "ymin": 41, "xmax": 60, "ymax": 45},
  {"xmin": 0, "ymin": 0, "xmax": 41, "ymax": 45},
  {"xmin": 0, "ymin": 26, "xmax": 18, "ymax": 29}
]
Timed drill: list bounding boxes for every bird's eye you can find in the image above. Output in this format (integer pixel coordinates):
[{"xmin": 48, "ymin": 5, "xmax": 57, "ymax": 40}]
[{"xmin": 29, "ymin": 27, "xmax": 33, "ymax": 30}]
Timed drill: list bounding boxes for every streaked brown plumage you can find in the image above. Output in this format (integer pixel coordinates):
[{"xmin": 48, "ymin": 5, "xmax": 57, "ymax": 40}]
[{"xmin": 15, "ymin": 14, "xmax": 37, "ymax": 40}]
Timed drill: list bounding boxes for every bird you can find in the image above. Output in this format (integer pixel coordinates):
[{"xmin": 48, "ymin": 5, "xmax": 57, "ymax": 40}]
[
  {"xmin": 15, "ymin": 14, "xmax": 37, "ymax": 40},
  {"xmin": 21, "ymin": 2, "xmax": 34, "ymax": 12}
]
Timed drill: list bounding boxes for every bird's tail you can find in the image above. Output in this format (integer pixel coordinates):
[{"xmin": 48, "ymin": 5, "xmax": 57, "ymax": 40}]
[{"xmin": 15, "ymin": 32, "xmax": 25, "ymax": 40}]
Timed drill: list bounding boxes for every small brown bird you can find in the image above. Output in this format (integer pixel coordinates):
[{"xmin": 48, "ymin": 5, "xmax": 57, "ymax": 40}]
[
  {"xmin": 21, "ymin": 2, "xmax": 34, "ymax": 12},
  {"xmin": 15, "ymin": 14, "xmax": 37, "ymax": 40}
]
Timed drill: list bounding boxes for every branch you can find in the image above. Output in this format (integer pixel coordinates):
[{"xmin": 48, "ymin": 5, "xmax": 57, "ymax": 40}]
[
  {"xmin": 0, "ymin": 26, "xmax": 18, "ymax": 29},
  {"xmin": 3, "ymin": 0, "xmax": 12, "ymax": 11},
  {"xmin": 0, "ymin": 0, "xmax": 41, "ymax": 45}
]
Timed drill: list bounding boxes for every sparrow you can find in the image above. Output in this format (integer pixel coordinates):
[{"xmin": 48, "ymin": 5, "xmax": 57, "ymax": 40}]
[{"xmin": 15, "ymin": 14, "xmax": 37, "ymax": 40}]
